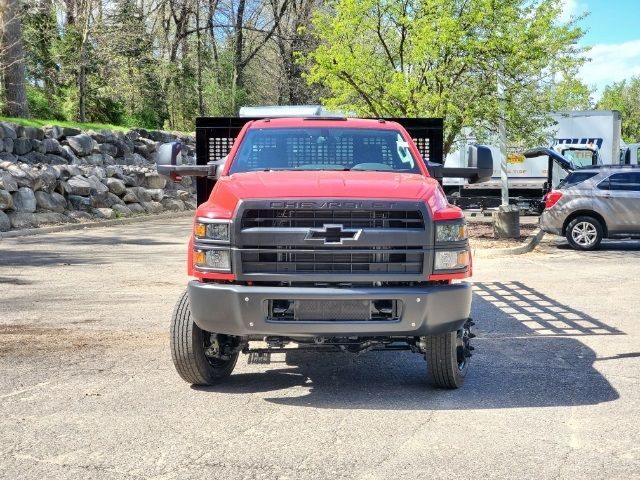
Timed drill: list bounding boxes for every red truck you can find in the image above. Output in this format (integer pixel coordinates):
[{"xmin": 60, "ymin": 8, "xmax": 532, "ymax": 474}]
[{"xmin": 158, "ymin": 111, "xmax": 492, "ymax": 388}]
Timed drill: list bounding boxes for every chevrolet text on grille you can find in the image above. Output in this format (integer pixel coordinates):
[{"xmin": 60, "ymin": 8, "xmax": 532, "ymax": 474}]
[{"xmin": 269, "ymin": 201, "xmax": 399, "ymax": 209}]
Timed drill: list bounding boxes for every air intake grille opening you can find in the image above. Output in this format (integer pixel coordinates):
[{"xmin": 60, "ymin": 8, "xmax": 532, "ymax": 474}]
[{"xmin": 241, "ymin": 247, "xmax": 424, "ymax": 274}]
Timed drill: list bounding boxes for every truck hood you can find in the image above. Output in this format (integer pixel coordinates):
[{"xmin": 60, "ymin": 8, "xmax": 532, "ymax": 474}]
[{"xmin": 202, "ymin": 171, "xmax": 442, "ymax": 217}]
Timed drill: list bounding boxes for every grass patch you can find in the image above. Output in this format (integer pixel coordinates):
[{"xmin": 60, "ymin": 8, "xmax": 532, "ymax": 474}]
[{"xmin": 0, "ymin": 116, "xmax": 130, "ymax": 132}]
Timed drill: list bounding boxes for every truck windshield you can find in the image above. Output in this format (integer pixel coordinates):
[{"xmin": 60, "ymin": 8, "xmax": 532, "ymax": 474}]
[{"xmin": 228, "ymin": 127, "xmax": 421, "ymax": 174}]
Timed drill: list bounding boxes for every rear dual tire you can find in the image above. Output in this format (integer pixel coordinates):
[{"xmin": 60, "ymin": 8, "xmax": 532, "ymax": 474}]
[{"xmin": 170, "ymin": 291, "xmax": 238, "ymax": 385}]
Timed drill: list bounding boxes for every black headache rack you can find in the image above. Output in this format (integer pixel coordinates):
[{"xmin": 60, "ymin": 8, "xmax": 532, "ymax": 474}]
[{"xmin": 194, "ymin": 116, "xmax": 492, "ymax": 205}]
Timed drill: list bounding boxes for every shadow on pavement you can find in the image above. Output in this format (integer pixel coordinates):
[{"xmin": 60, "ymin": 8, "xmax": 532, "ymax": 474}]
[
  {"xmin": 194, "ymin": 281, "xmax": 622, "ymax": 410},
  {"xmin": 554, "ymin": 239, "xmax": 640, "ymax": 252}
]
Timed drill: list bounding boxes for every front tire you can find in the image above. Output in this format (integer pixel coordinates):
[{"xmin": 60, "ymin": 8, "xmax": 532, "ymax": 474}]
[
  {"xmin": 424, "ymin": 324, "xmax": 471, "ymax": 389},
  {"xmin": 170, "ymin": 291, "xmax": 238, "ymax": 385},
  {"xmin": 566, "ymin": 216, "xmax": 603, "ymax": 251}
]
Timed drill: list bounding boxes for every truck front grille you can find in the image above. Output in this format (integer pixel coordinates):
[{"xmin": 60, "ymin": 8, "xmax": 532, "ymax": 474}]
[
  {"xmin": 241, "ymin": 209, "xmax": 424, "ymax": 230},
  {"xmin": 241, "ymin": 247, "xmax": 423, "ymax": 274}
]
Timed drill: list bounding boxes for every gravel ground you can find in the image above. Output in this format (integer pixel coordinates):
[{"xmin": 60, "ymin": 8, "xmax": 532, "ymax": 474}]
[
  {"xmin": 1, "ymin": 218, "xmax": 638, "ymax": 479},
  {"xmin": 467, "ymin": 221, "xmax": 538, "ymax": 249}
]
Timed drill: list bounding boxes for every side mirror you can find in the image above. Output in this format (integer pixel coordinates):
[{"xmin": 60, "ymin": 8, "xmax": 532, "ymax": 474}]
[
  {"xmin": 466, "ymin": 145, "xmax": 493, "ymax": 184},
  {"xmin": 434, "ymin": 144, "xmax": 494, "ymax": 184},
  {"xmin": 156, "ymin": 141, "xmax": 221, "ymax": 179},
  {"xmin": 157, "ymin": 141, "xmax": 183, "ymax": 181}
]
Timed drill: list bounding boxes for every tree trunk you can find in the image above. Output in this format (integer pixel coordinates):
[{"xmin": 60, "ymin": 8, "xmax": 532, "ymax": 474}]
[{"xmin": 0, "ymin": 0, "xmax": 30, "ymax": 117}]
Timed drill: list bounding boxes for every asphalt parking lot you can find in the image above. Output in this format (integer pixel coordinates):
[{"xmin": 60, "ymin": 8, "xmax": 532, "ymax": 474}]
[{"xmin": 1, "ymin": 217, "xmax": 639, "ymax": 479}]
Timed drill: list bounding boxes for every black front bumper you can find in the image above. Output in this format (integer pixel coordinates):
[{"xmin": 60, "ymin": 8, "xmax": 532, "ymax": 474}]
[{"xmin": 187, "ymin": 281, "xmax": 472, "ymax": 337}]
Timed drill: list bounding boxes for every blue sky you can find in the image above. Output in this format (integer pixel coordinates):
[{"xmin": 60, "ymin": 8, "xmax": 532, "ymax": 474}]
[{"xmin": 562, "ymin": 0, "xmax": 640, "ymax": 96}]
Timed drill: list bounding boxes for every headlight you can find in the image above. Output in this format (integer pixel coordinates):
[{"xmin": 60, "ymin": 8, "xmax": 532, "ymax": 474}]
[
  {"xmin": 434, "ymin": 250, "xmax": 469, "ymax": 271},
  {"xmin": 193, "ymin": 248, "xmax": 231, "ymax": 271},
  {"xmin": 436, "ymin": 221, "xmax": 467, "ymax": 242},
  {"xmin": 194, "ymin": 221, "xmax": 230, "ymax": 242}
]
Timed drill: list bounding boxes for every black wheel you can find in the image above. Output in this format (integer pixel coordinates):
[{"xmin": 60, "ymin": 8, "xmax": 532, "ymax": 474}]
[
  {"xmin": 170, "ymin": 291, "xmax": 238, "ymax": 385},
  {"xmin": 565, "ymin": 216, "xmax": 603, "ymax": 251},
  {"xmin": 424, "ymin": 321, "xmax": 472, "ymax": 389}
]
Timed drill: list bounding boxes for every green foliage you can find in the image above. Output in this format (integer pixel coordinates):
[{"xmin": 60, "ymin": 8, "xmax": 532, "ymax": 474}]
[
  {"xmin": 26, "ymin": 85, "xmax": 64, "ymax": 120},
  {"xmin": 307, "ymin": 0, "xmax": 589, "ymax": 153},
  {"xmin": 597, "ymin": 77, "xmax": 640, "ymax": 143},
  {"xmin": 0, "ymin": 115, "xmax": 129, "ymax": 131}
]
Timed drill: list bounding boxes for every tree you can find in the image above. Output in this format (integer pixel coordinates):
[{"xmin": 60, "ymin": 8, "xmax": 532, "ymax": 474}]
[
  {"xmin": 0, "ymin": 0, "xmax": 29, "ymax": 117},
  {"xmin": 597, "ymin": 77, "xmax": 640, "ymax": 143},
  {"xmin": 306, "ymin": 0, "xmax": 587, "ymax": 154}
]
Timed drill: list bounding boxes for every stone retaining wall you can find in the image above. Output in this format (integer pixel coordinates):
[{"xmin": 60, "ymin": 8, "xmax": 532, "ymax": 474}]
[{"xmin": 0, "ymin": 122, "xmax": 196, "ymax": 231}]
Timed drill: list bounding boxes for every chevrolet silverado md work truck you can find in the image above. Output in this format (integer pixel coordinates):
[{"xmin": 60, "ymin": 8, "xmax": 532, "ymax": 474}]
[{"xmin": 158, "ymin": 108, "xmax": 492, "ymax": 389}]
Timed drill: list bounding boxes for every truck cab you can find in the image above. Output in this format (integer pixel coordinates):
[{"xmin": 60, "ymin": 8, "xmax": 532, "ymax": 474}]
[{"xmin": 159, "ymin": 111, "xmax": 492, "ymax": 389}]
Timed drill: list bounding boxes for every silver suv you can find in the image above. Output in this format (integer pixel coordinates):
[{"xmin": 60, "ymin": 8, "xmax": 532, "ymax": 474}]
[{"xmin": 540, "ymin": 166, "xmax": 640, "ymax": 250}]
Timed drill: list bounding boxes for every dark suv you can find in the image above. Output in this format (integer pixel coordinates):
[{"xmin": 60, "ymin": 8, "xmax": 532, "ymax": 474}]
[{"xmin": 540, "ymin": 166, "xmax": 640, "ymax": 250}]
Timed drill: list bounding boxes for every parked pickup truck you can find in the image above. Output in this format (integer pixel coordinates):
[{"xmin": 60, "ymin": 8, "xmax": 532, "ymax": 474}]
[{"xmin": 157, "ymin": 109, "xmax": 492, "ymax": 388}]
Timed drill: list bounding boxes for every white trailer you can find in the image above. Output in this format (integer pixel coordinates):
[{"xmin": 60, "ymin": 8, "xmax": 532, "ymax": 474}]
[{"xmin": 444, "ymin": 110, "xmax": 622, "ymax": 195}]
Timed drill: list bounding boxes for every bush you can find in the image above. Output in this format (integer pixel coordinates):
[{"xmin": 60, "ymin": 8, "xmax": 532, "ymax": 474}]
[{"xmin": 27, "ymin": 86, "xmax": 64, "ymax": 120}]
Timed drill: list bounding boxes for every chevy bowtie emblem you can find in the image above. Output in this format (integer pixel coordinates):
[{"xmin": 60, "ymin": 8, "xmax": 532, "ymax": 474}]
[{"xmin": 305, "ymin": 224, "xmax": 362, "ymax": 244}]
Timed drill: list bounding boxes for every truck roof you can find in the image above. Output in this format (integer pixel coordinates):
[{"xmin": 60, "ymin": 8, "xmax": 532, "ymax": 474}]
[{"xmin": 246, "ymin": 117, "xmax": 405, "ymax": 130}]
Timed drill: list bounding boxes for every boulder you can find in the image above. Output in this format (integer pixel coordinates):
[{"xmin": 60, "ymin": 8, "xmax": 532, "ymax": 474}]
[
  {"xmin": 66, "ymin": 134, "xmax": 96, "ymax": 156},
  {"xmin": 121, "ymin": 174, "xmax": 139, "ymax": 187},
  {"xmin": 44, "ymin": 154, "xmax": 67, "ymax": 165},
  {"xmin": 126, "ymin": 130, "xmax": 141, "ymax": 142},
  {"xmin": 148, "ymin": 130, "xmax": 176, "ymax": 143},
  {"xmin": 3, "ymin": 137, "xmax": 13, "ymax": 154},
  {"xmin": 41, "ymin": 138, "xmax": 62, "ymax": 154},
  {"xmin": 0, "ymin": 139, "xmax": 3, "ymax": 152},
  {"xmin": 105, "ymin": 165, "xmax": 123, "ymax": 178},
  {"xmin": 35, "ymin": 191, "xmax": 67, "ymax": 213},
  {"xmin": 58, "ymin": 164, "xmax": 83, "ymax": 178},
  {"xmin": 86, "ymin": 175, "xmax": 109, "ymax": 194},
  {"xmin": 2, "ymin": 164, "xmax": 33, "ymax": 188},
  {"xmin": 112, "ymin": 204, "xmax": 132, "ymax": 217},
  {"xmin": 0, "ymin": 210, "xmax": 10, "ymax": 231},
  {"xmin": 0, "ymin": 171, "xmax": 18, "ymax": 192},
  {"xmin": 92, "ymin": 207, "xmax": 116, "ymax": 219},
  {"xmin": 13, "ymin": 138, "xmax": 33, "ymax": 155},
  {"xmin": 66, "ymin": 210, "xmax": 92, "ymax": 222},
  {"xmin": 106, "ymin": 177, "xmax": 126, "ymax": 196},
  {"xmin": 175, "ymin": 189, "xmax": 193, "ymax": 201},
  {"xmin": 123, "ymin": 153, "xmax": 146, "ymax": 166},
  {"xmin": 127, "ymin": 202, "xmax": 145, "ymax": 214},
  {"xmin": 106, "ymin": 139, "xmax": 132, "ymax": 157},
  {"xmin": 146, "ymin": 188, "xmax": 164, "ymax": 202},
  {"xmin": 67, "ymin": 195, "xmax": 92, "ymax": 211},
  {"xmin": 60, "ymin": 145, "xmax": 78, "ymax": 162},
  {"xmin": 38, "ymin": 168, "xmax": 57, "ymax": 192},
  {"xmin": 22, "ymin": 151, "xmax": 48, "ymax": 164},
  {"xmin": 30, "ymin": 139, "xmax": 46, "ymax": 153},
  {"xmin": 0, "ymin": 189, "xmax": 13, "ymax": 210},
  {"xmin": 161, "ymin": 198, "xmax": 185, "ymax": 212},
  {"xmin": 35, "ymin": 212, "xmax": 67, "ymax": 225},
  {"xmin": 83, "ymin": 154, "xmax": 107, "ymax": 166},
  {"xmin": 0, "ymin": 152, "xmax": 17, "ymax": 163},
  {"xmin": 123, "ymin": 186, "xmax": 150, "ymax": 203},
  {"xmin": 8, "ymin": 211, "xmax": 38, "ymax": 229},
  {"xmin": 90, "ymin": 191, "xmax": 124, "ymax": 208},
  {"xmin": 44, "ymin": 125, "xmax": 81, "ymax": 139},
  {"xmin": 99, "ymin": 143, "xmax": 119, "ymax": 157},
  {"xmin": 183, "ymin": 199, "xmax": 197, "ymax": 210},
  {"xmin": 64, "ymin": 176, "xmax": 92, "ymax": 196},
  {"xmin": 140, "ymin": 201, "xmax": 163, "ymax": 214},
  {"xmin": 11, "ymin": 187, "xmax": 37, "ymax": 212},
  {"xmin": 143, "ymin": 172, "xmax": 166, "ymax": 189},
  {"xmin": 22, "ymin": 126, "xmax": 45, "ymax": 140},
  {"xmin": 0, "ymin": 122, "xmax": 17, "ymax": 139}
]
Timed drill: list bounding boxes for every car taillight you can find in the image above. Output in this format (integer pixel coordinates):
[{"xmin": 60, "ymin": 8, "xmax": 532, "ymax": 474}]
[{"xmin": 544, "ymin": 191, "xmax": 563, "ymax": 209}]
